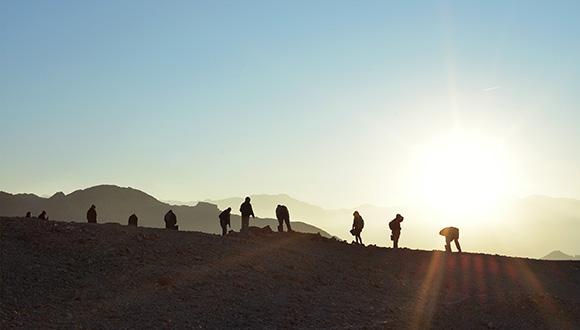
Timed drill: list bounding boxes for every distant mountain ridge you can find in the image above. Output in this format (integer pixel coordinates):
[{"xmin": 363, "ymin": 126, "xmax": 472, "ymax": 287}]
[
  {"xmin": 542, "ymin": 250, "xmax": 580, "ymax": 261},
  {"xmin": 0, "ymin": 185, "xmax": 331, "ymax": 237},
  {"xmin": 2, "ymin": 186, "xmax": 579, "ymax": 258},
  {"xmin": 210, "ymin": 194, "xmax": 580, "ymax": 259}
]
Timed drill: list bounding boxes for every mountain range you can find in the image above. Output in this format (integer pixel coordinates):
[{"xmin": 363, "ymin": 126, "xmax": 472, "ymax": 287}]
[
  {"xmin": 209, "ymin": 194, "xmax": 580, "ymax": 259},
  {"xmin": 542, "ymin": 250, "xmax": 580, "ymax": 261},
  {"xmin": 1, "ymin": 185, "xmax": 579, "ymax": 258},
  {"xmin": 0, "ymin": 185, "xmax": 330, "ymax": 237}
]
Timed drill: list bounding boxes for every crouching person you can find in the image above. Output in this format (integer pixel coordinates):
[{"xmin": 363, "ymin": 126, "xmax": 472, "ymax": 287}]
[
  {"xmin": 128, "ymin": 213, "xmax": 138, "ymax": 227},
  {"xmin": 164, "ymin": 210, "xmax": 178, "ymax": 230}
]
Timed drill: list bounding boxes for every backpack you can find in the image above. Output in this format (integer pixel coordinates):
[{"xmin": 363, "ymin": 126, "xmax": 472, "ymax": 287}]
[{"xmin": 389, "ymin": 219, "xmax": 396, "ymax": 230}]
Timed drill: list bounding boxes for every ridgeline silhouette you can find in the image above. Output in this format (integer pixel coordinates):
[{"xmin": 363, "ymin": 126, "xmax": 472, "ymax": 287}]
[
  {"xmin": 0, "ymin": 185, "xmax": 331, "ymax": 237},
  {"xmin": 209, "ymin": 194, "xmax": 580, "ymax": 258},
  {"xmin": 2, "ymin": 186, "xmax": 580, "ymax": 257}
]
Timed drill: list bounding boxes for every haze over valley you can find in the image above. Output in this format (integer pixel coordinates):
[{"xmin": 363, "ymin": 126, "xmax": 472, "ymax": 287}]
[{"xmin": 2, "ymin": 185, "xmax": 578, "ymax": 259}]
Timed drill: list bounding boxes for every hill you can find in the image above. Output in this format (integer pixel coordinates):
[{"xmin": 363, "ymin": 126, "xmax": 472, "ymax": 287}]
[
  {"xmin": 0, "ymin": 185, "xmax": 330, "ymax": 237},
  {"xmin": 1, "ymin": 217, "xmax": 579, "ymax": 329},
  {"xmin": 210, "ymin": 194, "xmax": 580, "ymax": 258},
  {"xmin": 543, "ymin": 250, "xmax": 580, "ymax": 261},
  {"xmin": 3, "ymin": 186, "xmax": 579, "ymax": 257},
  {"xmin": 208, "ymin": 193, "xmax": 388, "ymax": 242}
]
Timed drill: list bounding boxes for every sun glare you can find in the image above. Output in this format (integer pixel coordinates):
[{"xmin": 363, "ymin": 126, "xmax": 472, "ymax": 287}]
[{"xmin": 413, "ymin": 131, "xmax": 514, "ymax": 215}]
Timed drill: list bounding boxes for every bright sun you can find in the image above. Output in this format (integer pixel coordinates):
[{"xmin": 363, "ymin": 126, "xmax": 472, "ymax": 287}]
[{"xmin": 412, "ymin": 131, "xmax": 514, "ymax": 214}]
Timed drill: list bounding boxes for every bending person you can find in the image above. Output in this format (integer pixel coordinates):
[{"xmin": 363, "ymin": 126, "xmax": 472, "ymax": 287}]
[
  {"xmin": 38, "ymin": 210, "xmax": 48, "ymax": 220},
  {"xmin": 219, "ymin": 207, "xmax": 232, "ymax": 236},
  {"xmin": 439, "ymin": 227, "xmax": 461, "ymax": 252},
  {"xmin": 275, "ymin": 204, "xmax": 292, "ymax": 232}
]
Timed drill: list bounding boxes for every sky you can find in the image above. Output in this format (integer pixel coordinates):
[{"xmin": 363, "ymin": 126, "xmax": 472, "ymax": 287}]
[{"xmin": 1, "ymin": 1, "xmax": 580, "ymax": 209}]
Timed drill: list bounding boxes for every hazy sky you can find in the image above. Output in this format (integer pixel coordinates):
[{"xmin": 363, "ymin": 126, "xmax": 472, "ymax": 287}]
[{"xmin": 1, "ymin": 1, "xmax": 579, "ymax": 208}]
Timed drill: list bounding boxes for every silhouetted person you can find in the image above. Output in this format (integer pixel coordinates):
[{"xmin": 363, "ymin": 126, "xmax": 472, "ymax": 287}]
[
  {"xmin": 25, "ymin": 211, "xmax": 31, "ymax": 218},
  {"xmin": 87, "ymin": 205, "xmax": 97, "ymax": 224},
  {"xmin": 239, "ymin": 197, "xmax": 255, "ymax": 233},
  {"xmin": 275, "ymin": 204, "xmax": 292, "ymax": 232},
  {"xmin": 128, "ymin": 213, "xmax": 138, "ymax": 227},
  {"xmin": 164, "ymin": 210, "xmax": 178, "ymax": 230},
  {"xmin": 38, "ymin": 210, "xmax": 47, "ymax": 220},
  {"xmin": 440, "ymin": 227, "xmax": 461, "ymax": 253},
  {"xmin": 219, "ymin": 207, "xmax": 232, "ymax": 236},
  {"xmin": 351, "ymin": 211, "xmax": 364, "ymax": 245},
  {"xmin": 389, "ymin": 214, "xmax": 404, "ymax": 249}
]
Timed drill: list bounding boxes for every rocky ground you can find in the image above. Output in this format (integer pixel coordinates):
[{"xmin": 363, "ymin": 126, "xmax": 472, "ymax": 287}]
[{"xmin": 1, "ymin": 217, "xmax": 579, "ymax": 329}]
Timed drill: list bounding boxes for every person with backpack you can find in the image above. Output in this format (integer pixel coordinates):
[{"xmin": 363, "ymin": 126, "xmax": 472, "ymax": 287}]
[
  {"xmin": 350, "ymin": 211, "xmax": 365, "ymax": 245},
  {"xmin": 219, "ymin": 207, "xmax": 232, "ymax": 236},
  {"xmin": 439, "ymin": 227, "xmax": 461, "ymax": 252},
  {"xmin": 389, "ymin": 213, "xmax": 404, "ymax": 249},
  {"xmin": 87, "ymin": 205, "xmax": 97, "ymax": 223}
]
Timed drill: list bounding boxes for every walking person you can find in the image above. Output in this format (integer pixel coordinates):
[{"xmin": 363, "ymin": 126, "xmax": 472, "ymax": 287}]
[
  {"xmin": 350, "ymin": 211, "xmax": 364, "ymax": 245},
  {"xmin": 389, "ymin": 214, "xmax": 404, "ymax": 249},
  {"xmin": 219, "ymin": 207, "xmax": 232, "ymax": 236},
  {"xmin": 239, "ymin": 197, "xmax": 255, "ymax": 233}
]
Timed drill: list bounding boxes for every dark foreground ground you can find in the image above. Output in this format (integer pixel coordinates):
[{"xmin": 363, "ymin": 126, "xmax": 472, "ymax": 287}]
[{"xmin": 1, "ymin": 217, "xmax": 579, "ymax": 329}]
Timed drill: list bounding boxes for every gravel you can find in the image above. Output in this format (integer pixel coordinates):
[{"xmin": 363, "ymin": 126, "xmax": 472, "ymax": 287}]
[{"xmin": 1, "ymin": 217, "xmax": 579, "ymax": 329}]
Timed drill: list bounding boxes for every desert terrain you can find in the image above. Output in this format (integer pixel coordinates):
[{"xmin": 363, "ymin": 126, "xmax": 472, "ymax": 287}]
[{"xmin": 1, "ymin": 217, "xmax": 579, "ymax": 329}]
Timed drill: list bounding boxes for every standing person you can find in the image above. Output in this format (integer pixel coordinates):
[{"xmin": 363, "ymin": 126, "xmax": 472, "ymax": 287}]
[
  {"xmin": 38, "ymin": 210, "xmax": 48, "ymax": 220},
  {"xmin": 389, "ymin": 214, "xmax": 404, "ymax": 249},
  {"xmin": 239, "ymin": 197, "xmax": 255, "ymax": 233},
  {"xmin": 128, "ymin": 213, "xmax": 138, "ymax": 227},
  {"xmin": 87, "ymin": 205, "xmax": 97, "ymax": 224},
  {"xmin": 275, "ymin": 204, "xmax": 292, "ymax": 232},
  {"xmin": 439, "ymin": 227, "xmax": 462, "ymax": 253},
  {"xmin": 219, "ymin": 207, "xmax": 232, "ymax": 236},
  {"xmin": 351, "ymin": 211, "xmax": 365, "ymax": 245},
  {"xmin": 164, "ymin": 210, "xmax": 178, "ymax": 230}
]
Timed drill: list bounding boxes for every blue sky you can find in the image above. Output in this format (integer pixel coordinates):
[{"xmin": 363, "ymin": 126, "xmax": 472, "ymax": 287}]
[{"xmin": 1, "ymin": 1, "xmax": 579, "ymax": 208}]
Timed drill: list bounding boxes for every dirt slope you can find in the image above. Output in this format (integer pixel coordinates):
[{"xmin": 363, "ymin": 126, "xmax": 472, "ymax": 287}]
[{"xmin": 1, "ymin": 217, "xmax": 579, "ymax": 329}]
